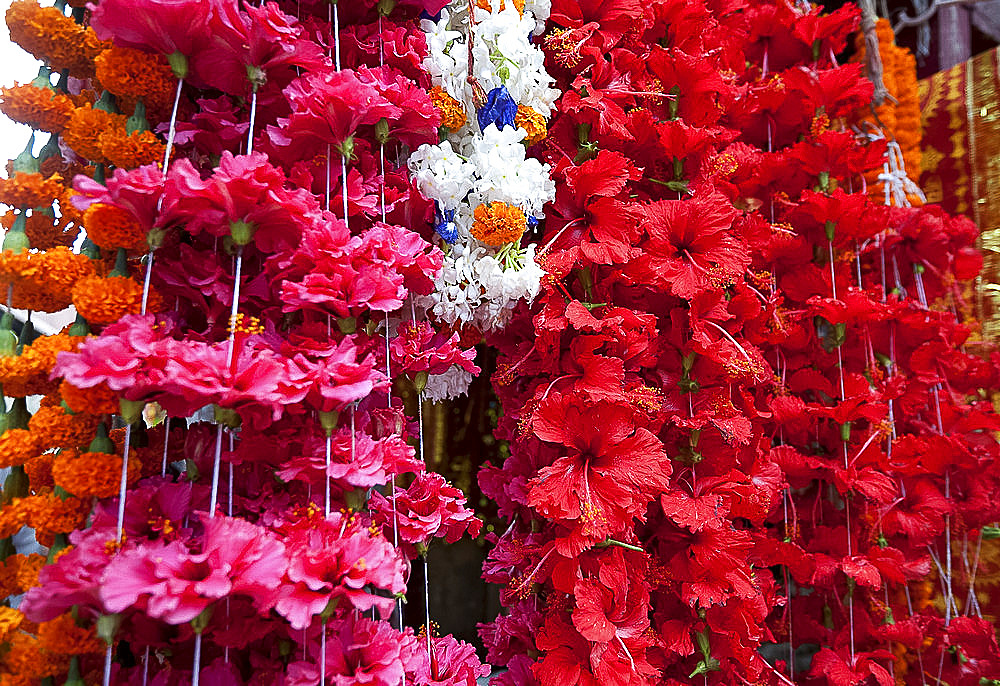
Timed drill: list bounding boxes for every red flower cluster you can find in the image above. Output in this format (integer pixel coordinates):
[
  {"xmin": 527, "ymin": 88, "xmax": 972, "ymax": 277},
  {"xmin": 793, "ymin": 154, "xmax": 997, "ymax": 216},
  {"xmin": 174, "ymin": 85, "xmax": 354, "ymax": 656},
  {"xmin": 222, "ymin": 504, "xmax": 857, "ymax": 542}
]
[{"xmin": 479, "ymin": 1, "xmax": 1000, "ymax": 684}]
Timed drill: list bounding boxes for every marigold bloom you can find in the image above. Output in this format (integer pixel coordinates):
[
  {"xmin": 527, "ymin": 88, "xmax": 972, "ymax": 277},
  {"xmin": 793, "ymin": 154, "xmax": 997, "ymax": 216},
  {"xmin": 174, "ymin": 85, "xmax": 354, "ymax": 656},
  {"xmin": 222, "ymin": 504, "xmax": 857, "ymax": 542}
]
[
  {"xmin": 0, "ymin": 246, "xmax": 95, "ymax": 314},
  {"xmin": 5, "ymin": 0, "xmax": 107, "ymax": 77},
  {"xmin": 0, "ymin": 333, "xmax": 83, "ymax": 398},
  {"xmin": 83, "ymin": 203, "xmax": 146, "ymax": 251},
  {"xmin": 475, "ymin": 0, "xmax": 525, "ymax": 13},
  {"xmin": 71, "ymin": 274, "xmax": 145, "ymax": 324},
  {"xmin": 0, "ymin": 631, "xmax": 64, "ymax": 678},
  {"xmin": 100, "ymin": 129, "xmax": 166, "ymax": 170},
  {"xmin": 23, "ymin": 451, "xmax": 53, "ymax": 492},
  {"xmin": 62, "ymin": 105, "xmax": 127, "ymax": 163},
  {"xmin": 471, "ymin": 201, "xmax": 527, "ymax": 246},
  {"xmin": 94, "ymin": 45, "xmax": 174, "ymax": 109},
  {"xmin": 37, "ymin": 612, "xmax": 104, "ymax": 655},
  {"xmin": 0, "ymin": 172, "xmax": 64, "ymax": 210},
  {"xmin": 59, "ymin": 379, "xmax": 119, "ymax": 415},
  {"xmin": 0, "ymin": 607, "xmax": 23, "ymax": 643},
  {"xmin": 430, "ymin": 86, "xmax": 466, "ymax": 132},
  {"xmin": 0, "ymin": 429, "xmax": 39, "ymax": 469},
  {"xmin": 24, "ymin": 491, "xmax": 90, "ymax": 538},
  {"xmin": 515, "ymin": 104, "xmax": 547, "ymax": 145},
  {"xmin": 0, "ymin": 84, "xmax": 75, "ymax": 133},
  {"xmin": 20, "ymin": 211, "xmax": 76, "ymax": 249},
  {"xmin": 52, "ymin": 449, "xmax": 140, "ymax": 499},
  {"xmin": 0, "ymin": 500, "xmax": 28, "ymax": 539},
  {"xmin": 29, "ymin": 402, "xmax": 101, "ymax": 450},
  {"xmin": 13, "ymin": 553, "xmax": 44, "ymax": 593}
]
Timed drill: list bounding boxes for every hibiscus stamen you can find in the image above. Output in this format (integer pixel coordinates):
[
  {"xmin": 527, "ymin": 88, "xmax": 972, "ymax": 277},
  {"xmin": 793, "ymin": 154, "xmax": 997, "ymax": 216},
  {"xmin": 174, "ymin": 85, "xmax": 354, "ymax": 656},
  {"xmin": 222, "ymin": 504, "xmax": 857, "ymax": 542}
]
[{"xmin": 507, "ymin": 546, "xmax": 555, "ymax": 599}]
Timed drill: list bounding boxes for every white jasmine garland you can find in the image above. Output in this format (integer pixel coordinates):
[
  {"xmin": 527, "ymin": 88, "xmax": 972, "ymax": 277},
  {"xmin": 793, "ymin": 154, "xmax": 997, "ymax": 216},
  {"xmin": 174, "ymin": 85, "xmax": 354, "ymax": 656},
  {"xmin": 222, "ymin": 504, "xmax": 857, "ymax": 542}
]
[{"xmin": 409, "ymin": 0, "xmax": 558, "ymax": 332}]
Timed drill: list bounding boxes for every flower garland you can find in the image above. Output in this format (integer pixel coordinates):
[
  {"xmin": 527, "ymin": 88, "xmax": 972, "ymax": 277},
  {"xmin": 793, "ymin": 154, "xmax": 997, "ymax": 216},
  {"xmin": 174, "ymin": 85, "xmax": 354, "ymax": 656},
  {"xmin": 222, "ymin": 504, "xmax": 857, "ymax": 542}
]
[
  {"xmin": 478, "ymin": 1, "xmax": 1000, "ymax": 684},
  {"xmin": 0, "ymin": 0, "xmax": 500, "ymax": 683},
  {"xmin": 409, "ymin": 0, "xmax": 556, "ymax": 334}
]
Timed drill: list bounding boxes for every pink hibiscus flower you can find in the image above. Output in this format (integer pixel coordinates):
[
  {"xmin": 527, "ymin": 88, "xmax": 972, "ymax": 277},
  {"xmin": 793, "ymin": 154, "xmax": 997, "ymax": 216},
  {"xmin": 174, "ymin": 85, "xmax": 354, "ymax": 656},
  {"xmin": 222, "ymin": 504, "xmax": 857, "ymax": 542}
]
[{"xmin": 274, "ymin": 510, "xmax": 407, "ymax": 630}]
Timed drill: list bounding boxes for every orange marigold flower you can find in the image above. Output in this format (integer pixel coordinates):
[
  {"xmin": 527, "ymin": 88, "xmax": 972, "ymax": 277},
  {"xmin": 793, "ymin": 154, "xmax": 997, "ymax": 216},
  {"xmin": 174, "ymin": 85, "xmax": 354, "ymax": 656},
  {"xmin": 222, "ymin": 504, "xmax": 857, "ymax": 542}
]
[
  {"xmin": 51, "ymin": 449, "xmax": 140, "ymax": 499},
  {"xmin": 38, "ymin": 613, "xmax": 104, "ymax": 656},
  {"xmin": 429, "ymin": 86, "xmax": 466, "ymax": 132},
  {"xmin": 83, "ymin": 202, "xmax": 147, "ymax": 251},
  {"xmin": 59, "ymin": 379, "xmax": 118, "ymax": 415},
  {"xmin": 24, "ymin": 451, "xmax": 54, "ymax": 492},
  {"xmin": 475, "ymin": 0, "xmax": 524, "ymax": 13},
  {"xmin": 62, "ymin": 105, "xmax": 127, "ymax": 163},
  {"xmin": 514, "ymin": 104, "xmax": 546, "ymax": 145},
  {"xmin": 0, "ymin": 247, "xmax": 95, "ymax": 313},
  {"xmin": 6, "ymin": 0, "xmax": 107, "ymax": 78},
  {"xmin": 0, "ymin": 172, "xmax": 64, "ymax": 209},
  {"xmin": 25, "ymin": 491, "xmax": 89, "ymax": 537},
  {"xmin": 29, "ymin": 402, "xmax": 101, "ymax": 450},
  {"xmin": 0, "ymin": 607, "xmax": 23, "ymax": 643},
  {"xmin": 470, "ymin": 202, "xmax": 527, "ymax": 246},
  {"xmin": 94, "ymin": 45, "xmax": 174, "ymax": 110},
  {"xmin": 0, "ymin": 84, "xmax": 75, "ymax": 133},
  {"xmin": 0, "ymin": 499, "xmax": 29, "ymax": 539},
  {"xmin": 12, "ymin": 553, "xmax": 44, "ymax": 593},
  {"xmin": 100, "ymin": 128, "xmax": 166, "ymax": 171},
  {"xmin": 0, "ymin": 631, "xmax": 64, "ymax": 678},
  {"xmin": 24, "ymin": 211, "xmax": 76, "ymax": 249},
  {"xmin": 0, "ymin": 429, "xmax": 39, "ymax": 469},
  {"xmin": 71, "ymin": 274, "xmax": 145, "ymax": 324}
]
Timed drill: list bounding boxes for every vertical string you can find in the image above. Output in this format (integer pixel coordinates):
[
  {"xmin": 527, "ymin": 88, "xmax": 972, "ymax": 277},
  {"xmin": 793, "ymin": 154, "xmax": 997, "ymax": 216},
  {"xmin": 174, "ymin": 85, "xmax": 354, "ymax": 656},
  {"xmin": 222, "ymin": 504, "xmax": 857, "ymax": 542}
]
[{"xmin": 319, "ymin": 10, "xmax": 344, "ymax": 684}]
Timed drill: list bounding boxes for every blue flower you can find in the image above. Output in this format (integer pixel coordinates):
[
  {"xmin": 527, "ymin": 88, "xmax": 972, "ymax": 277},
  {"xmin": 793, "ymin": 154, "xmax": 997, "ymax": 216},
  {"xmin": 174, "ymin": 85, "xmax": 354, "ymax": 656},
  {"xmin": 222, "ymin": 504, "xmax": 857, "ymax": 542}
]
[
  {"xmin": 434, "ymin": 205, "xmax": 458, "ymax": 244},
  {"xmin": 476, "ymin": 85, "xmax": 518, "ymax": 132}
]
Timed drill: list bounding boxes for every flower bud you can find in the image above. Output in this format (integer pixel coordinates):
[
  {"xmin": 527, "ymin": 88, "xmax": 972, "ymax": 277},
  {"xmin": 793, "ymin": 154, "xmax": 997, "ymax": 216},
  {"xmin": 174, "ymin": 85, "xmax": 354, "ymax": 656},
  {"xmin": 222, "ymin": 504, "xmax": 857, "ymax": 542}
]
[
  {"xmin": 413, "ymin": 370, "xmax": 429, "ymax": 394},
  {"xmin": 126, "ymin": 100, "xmax": 149, "ymax": 134},
  {"xmin": 167, "ymin": 51, "xmax": 189, "ymax": 80},
  {"xmin": 88, "ymin": 423, "xmax": 116, "ymax": 455},
  {"xmin": 12, "ymin": 134, "xmax": 38, "ymax": 176},
  {"xmin": 229, "ymin": 219, "xmax": 257, "ymax": 246},
  {"xmin": 318, "ymin": 410, "xmax": 339, "ymax": 436},
  {"xmin": 120, "ymin": 398, "xmax": 145, "ymax": 425},
  {"xmin": 2, "ymin": 215, "xmax": 31, "ymax": 252},
  {"xmin": 375, "ymin": 117, "xmax": 390, "ymax": 144}
]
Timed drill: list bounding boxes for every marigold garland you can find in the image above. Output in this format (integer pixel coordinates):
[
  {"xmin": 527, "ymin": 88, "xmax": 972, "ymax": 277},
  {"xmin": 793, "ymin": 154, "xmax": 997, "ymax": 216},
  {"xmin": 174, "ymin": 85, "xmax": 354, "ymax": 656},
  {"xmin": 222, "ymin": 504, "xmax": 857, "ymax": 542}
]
[
  {"xmin": 0, "ymin": 333, "xmax": 83, "ymax": 398},
  {"xmin": 5, "ymin": 0, "xmax": 106, "ymax": 77},
  {"xmin": 852, "ymin": 18, "xmax": 922, "ymax": 203},
  {"xmin": 22, "ymin": 212, "xmax": 75, "ymax": 250},
  {"xmin": 24, "ymin": 491, "xmax": 88, "ymax": 545},
  {"xmin": 0, "ymin": 84, "xmax": 74, "ymax": 133},
  {"xmin": 470, "ymin": 201, "xmax": 527, "ymax": 246}
]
